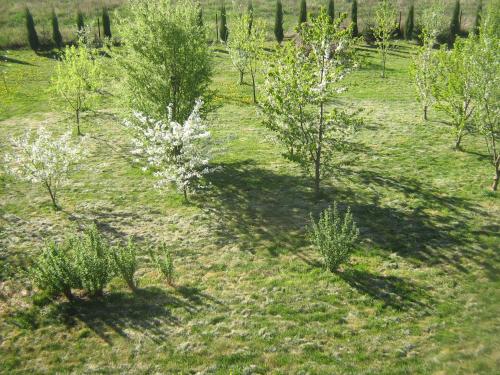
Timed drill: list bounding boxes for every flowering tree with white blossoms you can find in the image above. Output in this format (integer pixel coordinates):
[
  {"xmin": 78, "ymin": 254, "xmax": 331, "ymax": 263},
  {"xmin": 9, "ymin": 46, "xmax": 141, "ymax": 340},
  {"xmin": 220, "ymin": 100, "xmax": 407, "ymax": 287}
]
[
  {"xmin": 126, "ymin": 100, "xmax": 215, "ymax": 200},
  {"xmin": 4, "ymin": 127, "xmax": 86, "ymax": 210}
]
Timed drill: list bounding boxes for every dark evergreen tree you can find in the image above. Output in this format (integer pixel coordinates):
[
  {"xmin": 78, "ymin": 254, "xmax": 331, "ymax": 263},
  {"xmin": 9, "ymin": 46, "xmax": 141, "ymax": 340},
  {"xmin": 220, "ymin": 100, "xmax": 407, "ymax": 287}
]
[
  {"xmin": 77, "ymin": 10, "xmax": 85, "ymax": 31},
  {"xmin": 102, "ymin": 8, "xmax": 112, "ymax": 38},
  {"xmin": 52, "ymin": 10, "xmax": 63, "ymax": 49},
  {"xmin": 247, "ymin": 0, "xmax": 253, "ymax": 33},
  {"xmin": 25, "ymin": 7, "xmax": 39, "ymax": 51},
  {"xmin": 404, "ymin": 5, "xmax": 414, "ymax": 40},
  {"xmin": 299, "ymin": 0, "xmax": 307, "ymax": 25},
  {"xmin": 327, "ymin": 0, "xmax": 335, "ymax": 23},
  {"xmin": 473, "ymin": 0, "xmax": 482, "ymax": 35},
  {"xmin": 219, "ymin": 3, "xmax": 228, "ymax": 42},
  {"xmin": 351, "ymin": 0, "xmax": 358, "ymax": 37},
  {"xmin": 275, "ymin": 0, "xmax": 284, "ymax": 44},
  {"xmin": 449, "ymin": 0, "xmax": 461, "ymax": 47}
]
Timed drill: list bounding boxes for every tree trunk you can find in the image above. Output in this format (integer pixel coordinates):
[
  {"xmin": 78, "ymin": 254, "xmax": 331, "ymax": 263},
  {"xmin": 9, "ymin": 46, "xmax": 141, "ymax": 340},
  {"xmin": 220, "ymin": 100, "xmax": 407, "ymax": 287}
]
[
  {"xmin": 424, "ymin": 105, "xmax": 428, "ymax": 121},
  {"xmin": 183, "ymin": 187, "xmax": 188, "ymax": 202},
  {"xmin": 239, "ymin": 70, "xmax": 244, "ymax": 85},
  {"xmin": 455, "ymin": 129, "xmax": 463, "ymax": 150},
  {"xmin": 251, "ymin": 72, "xmax": 257, "ymax": 104},
  {"xmin": 382, "ymin": 53, "xmax": 386, "ymax": 78},
  {"xmin": 492, "ymin": 156, "xmax": 500, "ymax": 191},
  {"xmin": 46, "ymin": 183, "xmax": 59, "ymax": 210},
  {"xmin": 63, "ymin": 288, "xmax": 74, "ymax": 302},
  {"xmin": 76, "ymin": 109, "xmax": 81, "ymax": 136}
]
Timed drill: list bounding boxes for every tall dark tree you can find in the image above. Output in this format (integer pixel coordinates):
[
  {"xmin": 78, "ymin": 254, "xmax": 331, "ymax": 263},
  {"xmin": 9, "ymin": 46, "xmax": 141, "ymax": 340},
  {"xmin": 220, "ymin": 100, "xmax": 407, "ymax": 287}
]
[
  {"xmin": 449, "ymin": 0, "xmax": 461, "ymax": 47},
  {"xmin": 404, "ymin": 5, "xmax": 414, "ymax": 40},
  {"xmin": 274, "ymin": 0, "xmax": 284, "ymax": 44},
  {"xmin": 102, "ymin": 8, "xmax": 112, "ymax": 38},
  {"xmin": 25, "ymin": 7, "xmax": 39, "ymax": 51},
  {"xmin": 219, "ymin": 3, "xmax": 228, "ymax": 42},
  {"xmin": 77, "ymin": 10, "xmax": 85, "ymax": 31},
  {"xmin": 299, "ymin": 0, "xmax": 307, "ymax": 25},
  {"xmin": 473, "ymin": 0, "xmax": 483, "ymax": 35},
  {"xmin": 327, "ymin": 0, "xmax": 335, "ymax": 23},
  {"xmin": 52, "ymin": 10, "xmax": 63, "ymax": 49},
  {"xmin": 247, "ymin": 0, "xmax": 253, "ymax": 33},
  {"xmin": 351, "ymin": 0, "xmax": 358, "ymax": 37}
]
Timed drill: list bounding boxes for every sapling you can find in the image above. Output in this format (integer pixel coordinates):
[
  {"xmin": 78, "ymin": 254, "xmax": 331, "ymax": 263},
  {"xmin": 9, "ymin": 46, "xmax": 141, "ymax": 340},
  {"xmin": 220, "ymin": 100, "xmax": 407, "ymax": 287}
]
[
  {"xmin": 112, "ymin": 239, "xmax": 138, "ymax": 290},
  {"xmin": 374, "ymin": 0, "xmax": 397, "ymax": 78}
]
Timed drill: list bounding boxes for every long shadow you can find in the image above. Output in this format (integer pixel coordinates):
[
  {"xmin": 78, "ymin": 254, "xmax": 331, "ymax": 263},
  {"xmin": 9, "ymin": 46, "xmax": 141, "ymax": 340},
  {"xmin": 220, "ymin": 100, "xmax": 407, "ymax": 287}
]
[
  {"xmin": 1, "ymin": 56, "xmax": 35, "ymax": 66},
  {"xmin": 52, "ymin": 286, "xmax": 217, "ymax": 344},
  {"xmin": 339, "ymin": 269, "xmax": 434, "ymax": 311}
]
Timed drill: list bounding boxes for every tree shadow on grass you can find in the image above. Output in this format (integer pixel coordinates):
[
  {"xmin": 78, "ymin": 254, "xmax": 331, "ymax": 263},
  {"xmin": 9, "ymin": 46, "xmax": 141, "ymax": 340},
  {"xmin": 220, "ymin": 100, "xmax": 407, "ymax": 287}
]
[
  {"xmin": 199, "ymin": 160, "xmax": 498, "ymax": 277},
  {"xmin": 339, "ymin": 269, "xmax": 434, "ymax": 312},
  {"xmin": 52, "ymin": 285, "xmax": 218, "ymax": 345}
]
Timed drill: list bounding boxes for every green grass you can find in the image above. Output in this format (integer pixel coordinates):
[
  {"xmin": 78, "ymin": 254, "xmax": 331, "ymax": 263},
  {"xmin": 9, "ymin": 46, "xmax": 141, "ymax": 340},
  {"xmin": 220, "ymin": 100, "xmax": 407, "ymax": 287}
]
[
  {"xmin": 0, "ymin": 39, "xmax": 499, "ymax": 374},
  {"xmin": 0, "ymin": 0, "xmax": 479, "ymax": 48}
]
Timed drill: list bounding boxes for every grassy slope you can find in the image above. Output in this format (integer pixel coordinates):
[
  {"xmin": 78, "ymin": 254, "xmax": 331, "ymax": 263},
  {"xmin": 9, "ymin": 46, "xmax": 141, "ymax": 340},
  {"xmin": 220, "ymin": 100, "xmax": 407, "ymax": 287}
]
[
  {"xmin": 0, "ymin": 41, "xmax": 499, "ymax": 374},
  {"xmin": 0, "ymin": 0, "xmax": 479, "ymax": 48}
]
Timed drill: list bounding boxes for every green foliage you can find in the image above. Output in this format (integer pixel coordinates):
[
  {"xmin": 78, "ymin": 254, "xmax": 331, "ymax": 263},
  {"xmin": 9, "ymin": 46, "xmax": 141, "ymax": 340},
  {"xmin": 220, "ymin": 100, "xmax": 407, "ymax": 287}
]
[
  {"xmin": 327, "ymin": 0, "xmax": 335, "ymax": 23},
  {"xmin": 247, "ymin": 0, "xmax": 253, "ymax": 33},
  {"xmin": 31, "ymin": 242, "xmax": 78, "ymax": 301},
  {"xmin": 309, "ymin": 202, "xmax": 359, "ymax": 272},
  {"xmin": 351, "ymin": 0, "xmax": 358, "ymax": 37},
  {"xmin": 51, "ymin": 10, "xmax": 63, "ymax": 49},
  {"xmin": 73, "ymin": 224, "xmax": 113, "ymax": 297},
  {"xmin": 299, "ymin": 0, "xmax": 307, "ymax": 26},
  {"xmin": 102, "ymin": 8, "xmax": 112, "ymax": 38},
  {"xmin": 404, "ymin": 5, "xmax": 415, "ymax": 40},
  {"xmin": 220, "ymin": 3, "xmax": 228, "ymax": 42},
  {"xmin": 77, "ymin": 10, "xmax": 85, "ymax": 31},
  {"xmin": 374, "ymin": 0, "xmax": 397, "ymax": 78},
  {"xmin": 117, "ymin": 0, "xmax": 213, "ymax": 123},
  {"xmin": 153, "ymin": 243, "xmax": 175, "ymax": 285},
  {"xmin": 473, "ymin": 0, "xmax": 483, "ymax": 35},
  {"xmin": 274, "ymin": 0, "xmax": 284, "ymax": 44},
  {"xmin": 449, "ymin": 0, "xmax": 461, "ymax": 47},
  {"xmin": 25, "ymin": 7, "xmax": 39, "ymax": 51},
  {"xmin": 111, "ymin": 240, "xmax": 138, "ymax": 290}
]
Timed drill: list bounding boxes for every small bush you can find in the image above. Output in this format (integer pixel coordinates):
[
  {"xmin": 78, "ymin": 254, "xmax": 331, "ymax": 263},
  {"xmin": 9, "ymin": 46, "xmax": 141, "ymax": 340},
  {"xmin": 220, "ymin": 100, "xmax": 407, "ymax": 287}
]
[
  {"xmin": 77, "ymin": 10, "xmax": 85, "ymax": 31},
  {"xmin": 152, "ymin": 243, "xmax": 175, "ymax": 285},
  {"xmin": 102, "ymin": 8, "xmax": 112, "ymax": 38},
  {"xmin": 363, "ymin": 23, "xmax": 376, "ymax": 45},
  {"xmin": 112, "ymin": 240, "xmax": 138, "ymax": 291},
  {"xmin": 31, "ymin": 242, "xmax": 78, "ymax": 301},
  {"xmin": 309, "ymin": 202, "xmax": 359, "ymax": 273},
  {"xmin": 73, "ymin": 224, "xmax": 113, "ymax": 297}
]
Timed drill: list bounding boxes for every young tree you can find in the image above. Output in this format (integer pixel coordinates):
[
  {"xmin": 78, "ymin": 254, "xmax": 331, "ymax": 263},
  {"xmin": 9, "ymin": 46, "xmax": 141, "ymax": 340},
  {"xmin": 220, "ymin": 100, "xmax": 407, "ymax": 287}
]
[
  {"xmin": 53, "ymin": 39, "xmax": 102, "ymax": 136},
  {"xmin": 246, "ymin": 18, "xmax": 266, "ymax": 103},
  {"xmin": 220, "ymin": 3, "xmax": 228, "ymax": 42},
  {"xmin": 260, "ymin": 11, "xmax": 361, "ymax": 197},
  {"xmin": 404, "ymin": 5, "xmax": 414, "ymax": 40},
  {"xmin": 374, "ymin": 0, "xmax": 397, "ymax": 78},
  {"xmin": 327, "ymin": 0, "xmax": 335, "ymax": 23},
  {"xmin": 126, "ymin": 100, "xmax": 216, "ymax": 200},
  {"xmin": 116, "ymin": 0, "xmax": 213, "ymax": 123},
  {"xmin": 351, "ymin": 0, "xmax": 358, "ymax": 37},
  {"xmin": 469, "ymin": 5, "xmax": 499, "ymax": 190},
  {"xmin": 102, "ymin": 7, "xmax": 112, "ymax": 38},
  {"xmin": 52, "ymin": 10, "xmax": 63, "ymax": 49},
  {"xmin": 228, "ymin": 13, "xmax": 251, "ymax": 85},
  {"xmin": 3, "ymin": 128, "xmax": 85, "ymax": 210},
  {"xmin": 299, "ymin": 0, "xmax": 307, "ymax": 26},
  {"xmin": 274, "ymin": 0, "xmax": 284, "ymax": 44},
  {"xmin": 77, "ymin": 10, "xmax": 85, "ymax": 31},
  {"xmin": 449, "ymin": 0, "xmax": 461, "ymax": 47},
  {"xmin": 247, "ymin": 0, "xmax": 253, "ymax": 33},
  {"xmin": 432, "ymin": 40, "xmax": 476, "ymax": 150},
  {"xmin": 25, "ymin": 7, "xmax": 40, "ymax": 51}
]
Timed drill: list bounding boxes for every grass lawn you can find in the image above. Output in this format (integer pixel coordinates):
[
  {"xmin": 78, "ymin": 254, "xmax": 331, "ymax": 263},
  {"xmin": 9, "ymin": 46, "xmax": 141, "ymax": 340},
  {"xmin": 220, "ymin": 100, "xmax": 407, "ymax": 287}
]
[{"xmin": 0, "ymin": 40, "xmax": 499, "ymax": 374}]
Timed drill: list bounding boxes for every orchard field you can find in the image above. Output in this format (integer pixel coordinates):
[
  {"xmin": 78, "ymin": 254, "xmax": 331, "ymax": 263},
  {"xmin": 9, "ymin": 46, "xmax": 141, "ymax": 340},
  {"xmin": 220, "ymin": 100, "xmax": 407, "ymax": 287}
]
[{"xmin": 0, "ymin": 0, "xmax": 499, "ymax": 374}]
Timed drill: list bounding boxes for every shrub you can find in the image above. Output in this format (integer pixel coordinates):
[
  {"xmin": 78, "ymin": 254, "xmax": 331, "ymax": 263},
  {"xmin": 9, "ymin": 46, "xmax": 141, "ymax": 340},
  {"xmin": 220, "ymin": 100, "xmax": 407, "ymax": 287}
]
[
  {"xmin": 51, "ymin": 10, "xmax": 63, "ymax": 49},
  {"xmin": 112, "ymin": 240, "xmax": 138, "ymax": 291},
  {"xmin": 77, "ymin": 10, "xmax": 85, "ymax": 31},
  {"xmin": 25, "ymin": 7, "xmax": 39, "ymax": 51},
  {"xmin": 31, "ymin": 242, "xmax": 78, "ymax": 301},
  {"xmin": 363, "ymin": 22, "xmax": 376, "ymax": 45},
  {"xmin": 327, "ymin": 0, "xmax": 335, "ymax": 23},
  {"xmin": 274, "ymin": 0, "xmax": 284, "ymax": 44},
  {"xmin": 153, "ymin": 243, "xmax": 175, "ymax": 285},
  {"xmin": 309, "ymin": 202, "xmax": 359, "ymax": 273},
  {"xmin": 73, "ymin": 224, "xmax": 113, "ymax": 297},
  {"xmin": 102, "ymin": 8, "xmax": 112, "ymax": 38},
  {"xmin": 299, "ymin": 0, "xmax": 307, "ymax": 26}
]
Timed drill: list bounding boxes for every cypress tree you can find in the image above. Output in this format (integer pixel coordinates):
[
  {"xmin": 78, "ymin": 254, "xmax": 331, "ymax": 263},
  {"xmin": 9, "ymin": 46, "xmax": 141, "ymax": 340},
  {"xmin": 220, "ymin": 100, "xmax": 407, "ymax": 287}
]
[
  {"xmin": 327, "ymin": 0, "xmax": 335, "ymax": 23},
  {"xmin": 77, "ymin": 10, "xmax": 85, "ymax": 31},
  {"xmin": 102, "ymin": 8, "xmax": 112, "ymax": 38},
  {"xmin": 299, "ymin": 0, "xmax": 307, "ymax": 26},
  {"xmin": 275, "ymin": 0, "xmax": 284, "ymax": 44},
  {"xmin": 197, "ymin": 7, "xmax": 203, "ymax": 27},
  {"xmin": 219, "ymin": 3, "xmax": 228, "ymax": 42},
  {"xmin": 351, "ymin": 0, "xmax": 358, "ymax": 37},
  {"xmin": 248, "ymin": 0, "xmax": 253, "ymax": 33},
  {"xmin": 473, "ymin": 0, "xmax": 482, "ymax": 35},
  {"xmin": 52, "ymin": 10, "xmax": 63, "ymax": 49},
  {"xmin": 25, "ymin": 7, "xmax": 39, "ymax": 51},
  {"xmin": 404, "ymin": 5, "xmax": 414, "ymax": 40},
  {"xmin": 449, "ymin": 0, "xmax": 460, "ymax": 47}
]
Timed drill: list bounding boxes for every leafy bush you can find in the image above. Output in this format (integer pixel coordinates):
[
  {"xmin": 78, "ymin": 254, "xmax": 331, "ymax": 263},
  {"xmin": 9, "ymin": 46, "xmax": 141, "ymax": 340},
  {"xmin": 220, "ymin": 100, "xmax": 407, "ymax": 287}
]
[
  {"xmin": 73, "ymin": 224, "xmax": 113, "ymax": 297},
  {"xmin": 31, "ymin": 242, "xmax": 78, "ymax": 301},
  {"xmin": 363, "ymin": 22, "xmax": 377, "ymax": 45},
  {"xmin": 152, "ymin": 243, "xmax": 175, "ymax": 285},
  {"xmin": 112, "ymin": 240, "xmax": 138, "ymax": 291},
  {"xmin": 309, "ymin": 202, "xmax": 359, "ymax": 273}
]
